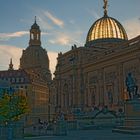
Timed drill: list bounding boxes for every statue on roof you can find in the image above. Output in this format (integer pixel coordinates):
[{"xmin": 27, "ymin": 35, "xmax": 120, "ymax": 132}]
[
  {"xmin": 103, "ymin": 0, "xmax": 108, "ymax": 16},
  {"xmin": 71, "ymin": 44, "xmax": 77, "ymax": 50}
]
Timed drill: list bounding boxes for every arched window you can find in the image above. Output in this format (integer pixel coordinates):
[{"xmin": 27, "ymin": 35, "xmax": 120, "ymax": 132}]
[{"xmin": 31, "ymin": 33, "xmax": 34, "ymax": 40}]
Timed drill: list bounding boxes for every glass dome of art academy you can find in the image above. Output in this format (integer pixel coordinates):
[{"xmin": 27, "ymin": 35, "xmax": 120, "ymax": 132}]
[{"xmin": 86, "ymin": 1, "xmax": 128, "ymax": 47}]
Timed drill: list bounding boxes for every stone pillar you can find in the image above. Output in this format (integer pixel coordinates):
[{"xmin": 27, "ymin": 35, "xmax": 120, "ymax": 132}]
[
  {"xmin": 118, "ymin": 63, "xmax": 124, "ymax": 105},
  {"xmin": 98, "ymin": 69, "xmax": 104, "ymax": 106}
]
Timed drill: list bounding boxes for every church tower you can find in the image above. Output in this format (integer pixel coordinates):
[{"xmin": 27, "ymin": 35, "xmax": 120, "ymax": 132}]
[
  {"xmin": 29, "ymin": 16, "xmax": 41, "ymax": 46},
  {"xmin": 20, "ymin": 17, "xmax": 52, "ymax": 82}
]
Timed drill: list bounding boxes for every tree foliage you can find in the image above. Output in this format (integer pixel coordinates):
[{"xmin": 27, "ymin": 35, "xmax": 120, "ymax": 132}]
[{"xmin": 0, "ymin": 91, "xmax": 29, "ymax": 123}]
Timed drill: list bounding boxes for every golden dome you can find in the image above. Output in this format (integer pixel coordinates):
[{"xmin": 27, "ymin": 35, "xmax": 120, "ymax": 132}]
[{"xmin": 86, "ymin": 15, "xmax": 128, "ymax": 43}]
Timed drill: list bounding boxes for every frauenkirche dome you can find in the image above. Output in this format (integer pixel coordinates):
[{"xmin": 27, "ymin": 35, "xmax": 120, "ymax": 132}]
[{"xmin": 86, "ymin": 0, "xmax": 128, "ymax": 45}]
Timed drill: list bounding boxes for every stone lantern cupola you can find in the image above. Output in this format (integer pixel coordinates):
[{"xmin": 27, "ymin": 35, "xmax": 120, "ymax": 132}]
[{"xmin": 29, "ymin": 16, "xmax": 41, "ymax": 46}]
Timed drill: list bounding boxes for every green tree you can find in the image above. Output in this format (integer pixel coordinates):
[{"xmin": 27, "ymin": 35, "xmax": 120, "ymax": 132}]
[
  {"xmin": 0, "ymin": 91, "xmax": 29, "ymax": 124},
  {"xmin": 0, "ymin": 91, "xmax": 29, "ymax": 140}
]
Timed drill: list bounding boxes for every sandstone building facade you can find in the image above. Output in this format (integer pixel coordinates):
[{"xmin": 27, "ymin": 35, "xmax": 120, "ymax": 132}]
[
  {"xmin": 0, "ymin": 19, "xmax": 52, "ymax": 125},
  {"xmin": 53, "ymin": 1, "xmax": 140, "ymax": 115},
  {"xmin": 20, "ymin": 17, "xmax": 52, "ymax": 83},
  {"xmin": 0, "ymin": 66, "xmax": 49, "ymax": 126}
]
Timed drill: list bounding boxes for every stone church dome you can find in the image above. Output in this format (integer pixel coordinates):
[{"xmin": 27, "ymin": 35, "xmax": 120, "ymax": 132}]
[
  {"xmin": 20, "ymin": 17, "xmax": 52, "ymax": 82},
  {"xmin": 86, "ymin": 0, "xmax": 128, "ymax": 46},
  {"xmin": 31, "ymin": 22, "xmax": 40, "ymax": 30}
]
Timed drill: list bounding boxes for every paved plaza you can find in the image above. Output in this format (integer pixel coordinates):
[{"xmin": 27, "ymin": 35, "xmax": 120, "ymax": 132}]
[{"xmin": 25, "ymin": 129, "xmax": 140, "ymax": 140}]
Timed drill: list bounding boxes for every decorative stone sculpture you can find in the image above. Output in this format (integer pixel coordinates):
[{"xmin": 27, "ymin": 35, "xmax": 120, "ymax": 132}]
[
  {"xmin": 108, "ymin": 90, "xmax": 113, "ymax": 105},
  {"xmin": 125, "ymin": 73, "xmax": 138, "ymax": 99}
]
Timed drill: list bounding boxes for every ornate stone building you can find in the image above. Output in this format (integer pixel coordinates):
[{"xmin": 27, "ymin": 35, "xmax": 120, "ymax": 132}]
[
  {"xmin": 19, "ymin": 18, "xmax": 52, "ymax": 123},
  {"xmin": 0, "ymin": 19, "xmax": 52, "ymax": 125},
  {"xmin": 0, "ymin": 62, "xmax": 49, "ymax": 126},
  {"xmin": 53, "ymin": 1, "xmax": 140, "ymax": 114},
  {"xmin": 20, "ymin": 17, "xmax": 52, "ymax": 82}
]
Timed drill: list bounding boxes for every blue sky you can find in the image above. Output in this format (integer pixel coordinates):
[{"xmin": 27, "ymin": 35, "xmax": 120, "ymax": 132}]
[{"xmin": 0, "ymin": 0, "xmax": 140, "ymax": 74}]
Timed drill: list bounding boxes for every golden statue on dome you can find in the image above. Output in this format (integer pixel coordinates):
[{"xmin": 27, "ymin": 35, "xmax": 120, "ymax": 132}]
[
  {"xmin": 103, "ymin": 0, "xmax": 108, "ymax": 16},
  {"xmin": 86, "ymin": 0, "xmax": 128, "ymax": 44}
]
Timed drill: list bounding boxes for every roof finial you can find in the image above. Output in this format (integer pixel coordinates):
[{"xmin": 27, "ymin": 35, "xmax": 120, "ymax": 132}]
[
  {"xmin": 103, "ymin": 0, "xmax": 108, "ymax": 16},
  {"xmin": 8, "ymin": 58, "xmax": 14, "ymax": 70},
  {"xmin": 35, "ymin": 16, "xmax": 37, "ymax": 23}
]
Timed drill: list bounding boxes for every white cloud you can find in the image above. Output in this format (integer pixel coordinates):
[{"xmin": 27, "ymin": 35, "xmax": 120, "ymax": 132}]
[
  {"xmin": 35, "ymin": 10, "xmax": 64, "ymax": 29},
  {"xmin": 0, "ymin": 45, "xmax": 22, "ymax": 70},
  {"xmin": 48, "ymin": 51, "xmax": 58, "ymax": 75},
  {"xmin": 48, "ymin": 31, "xmax": 84, "ymax": 47},
  {"xmin": 123, "ymin": 18, "xmax": 140, "ymax": 39},
  {"xmin": 44, "ymin": 11, "xmax": 64, "ymax": 28},
  {"xmin": 0, "ymin": 31, "xmax": 28, "ymax": 41},
  {"xmin": 38, "ymin": 16, "xmax": 53, "ymax": 30},
  {"xmin": 49, "ymin": 34, "xmax": 71, "ymax": 46}
]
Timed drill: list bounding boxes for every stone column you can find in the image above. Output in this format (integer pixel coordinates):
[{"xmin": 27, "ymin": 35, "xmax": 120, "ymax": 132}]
[
  {"xmin": 98, "ymin": 69, "xmax": 104, "ymax": 106},
  {"xmin": 118, "ymin": 62, "xmax": 124, "ymax": 105}
]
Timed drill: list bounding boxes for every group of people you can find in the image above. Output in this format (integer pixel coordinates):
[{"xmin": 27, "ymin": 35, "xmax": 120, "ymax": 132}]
[{"xmin": 32, "ymin": 118, "xmax": 49, "ymax": 133}]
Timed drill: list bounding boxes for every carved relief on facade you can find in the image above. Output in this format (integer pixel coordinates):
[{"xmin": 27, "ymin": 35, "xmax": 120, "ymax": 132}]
[
  {"xmin": 105, "ymin": 84, "xmax": 113, "ymax": 106},
  {"xmin": 88, "ymin": 71, "xmax": 99, "ymax": 107},
  {"xmin": 104, "ymin": 66, "xmax": 119, "ymax": 106}
]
